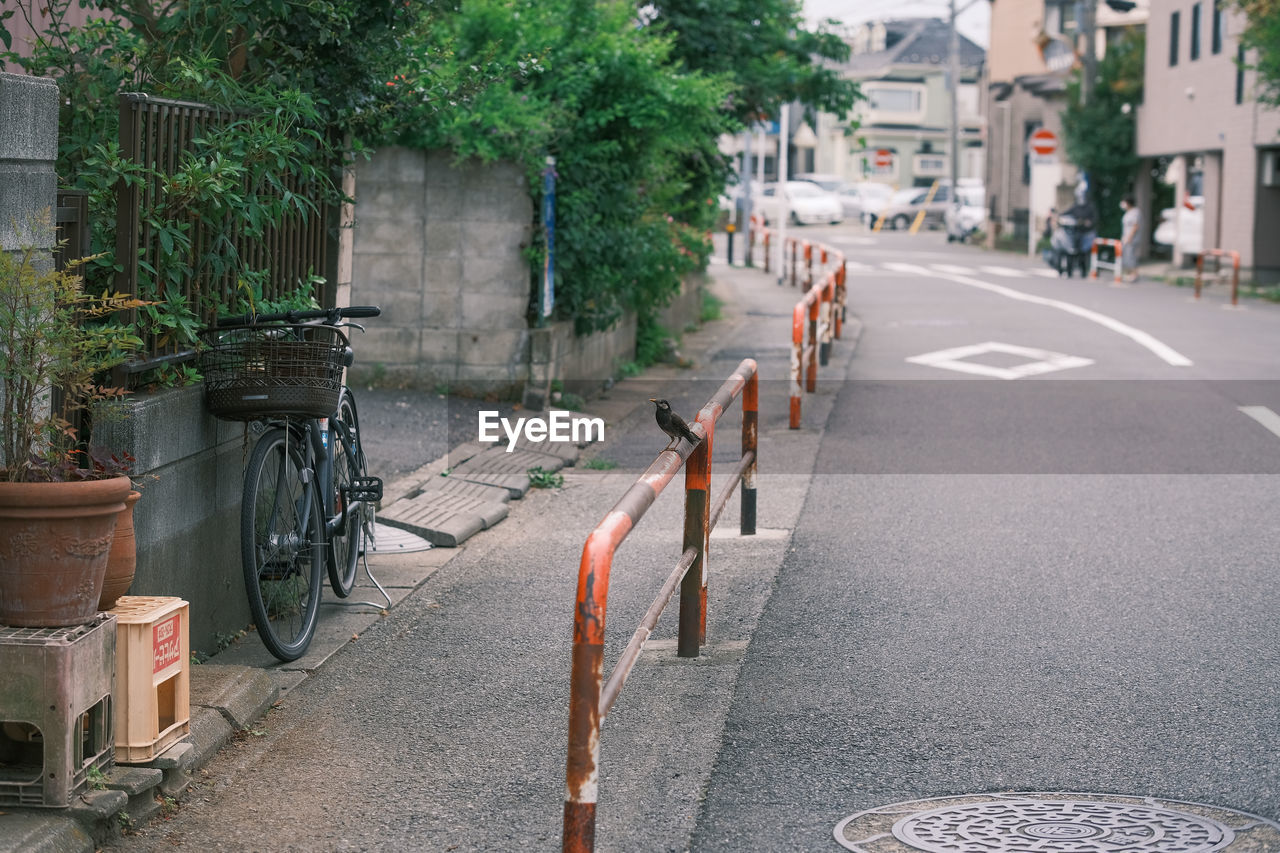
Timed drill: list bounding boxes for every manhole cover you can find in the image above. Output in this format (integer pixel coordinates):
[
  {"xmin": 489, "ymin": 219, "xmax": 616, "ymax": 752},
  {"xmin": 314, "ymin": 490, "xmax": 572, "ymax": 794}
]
[{"xmin": 835, "ymin": 793, "xmax": 1280, "ymax": 852}]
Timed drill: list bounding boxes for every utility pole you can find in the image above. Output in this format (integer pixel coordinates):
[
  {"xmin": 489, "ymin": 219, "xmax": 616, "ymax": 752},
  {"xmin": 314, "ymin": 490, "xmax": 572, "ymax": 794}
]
[
  {"xmin": 1081, "ymin": 0, "xmax": 1099, "ymax": 105},
  {"xmin": 948, "ymin": 0, "xmax": 960, "ymax": 201}
]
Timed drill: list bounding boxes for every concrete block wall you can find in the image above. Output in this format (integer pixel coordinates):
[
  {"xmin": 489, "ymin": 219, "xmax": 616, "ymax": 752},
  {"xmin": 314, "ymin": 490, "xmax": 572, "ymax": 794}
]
[
  {"xmin": 351, "ymin": 148, "xmax": 534, "ymax": 396},
  {"xmin": 0, "ymin": 71, "xmax": 58, "ymax": 250},
  {"xmin": 92, "ymin": 388, "xmax": 250, "ymax": 653}
]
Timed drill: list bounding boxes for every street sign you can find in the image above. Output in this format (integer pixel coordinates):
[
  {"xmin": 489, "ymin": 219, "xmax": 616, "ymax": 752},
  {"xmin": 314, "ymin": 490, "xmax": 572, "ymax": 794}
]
[
  {"xmin": 1030, "ymin": 128, "xmax": 1058, "ymax": 158},
  {"xmin": 874, "ymin": 149, "xmax": 893, "ymax": 168}
]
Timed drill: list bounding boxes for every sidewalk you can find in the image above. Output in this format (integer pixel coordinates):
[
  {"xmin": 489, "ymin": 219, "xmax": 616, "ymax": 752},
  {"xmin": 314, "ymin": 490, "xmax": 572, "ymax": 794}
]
[{"xmin": 0, "ymin": 251, "xmax": 860, "ymax": 852}]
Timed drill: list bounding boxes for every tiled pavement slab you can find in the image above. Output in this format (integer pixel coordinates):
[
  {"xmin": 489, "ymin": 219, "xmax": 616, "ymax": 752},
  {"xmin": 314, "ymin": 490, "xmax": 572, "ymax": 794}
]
[
  {"xmin": 448, "ymin": 447, "xmax": 566, "ymax": 498},
  {"xmin": 378, "ymin": 491, "xmax": 510, "ymax": 547},
  {"xmin": 418, "ymin": 475, "xmax": 513, "ymax": 504}
]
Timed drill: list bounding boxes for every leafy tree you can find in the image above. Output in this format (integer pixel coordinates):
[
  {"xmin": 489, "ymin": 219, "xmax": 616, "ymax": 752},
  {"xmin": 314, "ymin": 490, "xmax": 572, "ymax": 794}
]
[
  {"xmin": 1062, "ymin": 31, "xmax": 1144, "ymax": 239},
  {"xmin": 647, "ymin": 0, "xmax": 860, "ymax": 125},
  {"xmin": 395, "ymin": 0, "xmax": 734, "ymax": 333},
  {"xmin": 1233, "ymin": 0, "xmax": 1280, "ymax": 107}
]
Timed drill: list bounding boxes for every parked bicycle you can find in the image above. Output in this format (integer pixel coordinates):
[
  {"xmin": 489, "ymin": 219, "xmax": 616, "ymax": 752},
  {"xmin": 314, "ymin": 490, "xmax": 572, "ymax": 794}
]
[{"xmin": 200, "ymin": 305, "xmax": 383, "ymax": 661}]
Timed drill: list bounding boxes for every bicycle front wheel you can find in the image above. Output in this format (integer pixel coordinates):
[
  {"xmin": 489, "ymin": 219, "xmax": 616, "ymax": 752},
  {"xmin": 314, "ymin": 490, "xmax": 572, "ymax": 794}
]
[
  {"xmin": 327, "ymin": 390, "xmax": 365, "ymax": 597},
  {"xmin": 242, "ymin": 427, "xmax": 323, "ymax": 662}
]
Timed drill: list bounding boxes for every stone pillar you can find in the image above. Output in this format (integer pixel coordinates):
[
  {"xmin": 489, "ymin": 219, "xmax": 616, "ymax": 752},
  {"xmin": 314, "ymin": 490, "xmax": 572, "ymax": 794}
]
[{"xmin": 0, "ymin": 72, "xmax": 59, "ymax": 250}]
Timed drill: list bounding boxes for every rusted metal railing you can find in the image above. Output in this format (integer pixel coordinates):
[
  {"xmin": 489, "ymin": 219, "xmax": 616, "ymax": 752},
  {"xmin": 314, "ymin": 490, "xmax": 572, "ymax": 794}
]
[
  {"xmin": 563, "ymin": 360, "xmax": 759, "ymax": 853},
  {"xmin": 1089, "ymin": 238, "xmax": 1123, "ymax": 283},
  {"xmin": 787, "ymin": 241, "xmax": 846, "ymax": 429},
  {"xmin": 1195, "ymin": 249, "xmax": 1241, "ymax": 306}
]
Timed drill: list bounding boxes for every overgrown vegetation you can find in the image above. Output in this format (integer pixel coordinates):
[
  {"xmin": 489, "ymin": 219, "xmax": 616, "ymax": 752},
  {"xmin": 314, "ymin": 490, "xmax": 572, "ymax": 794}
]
[
  {"xmin": 1234, "ymin": 0, "xmax": 1280, "ymax": 107},
  {"xmin": 1061, "ymin": 31, "xmax": 1144, "ymax": 239},
  {"xmin": 2, "ymin": 0, "xmax": 861, "ymax": 361}
]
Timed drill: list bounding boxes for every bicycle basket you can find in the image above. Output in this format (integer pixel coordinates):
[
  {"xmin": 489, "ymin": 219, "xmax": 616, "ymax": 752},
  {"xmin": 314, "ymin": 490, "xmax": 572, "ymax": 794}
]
[{"xmin": 199, "ymin": 324, "xmax": 348, "ymax": 420}]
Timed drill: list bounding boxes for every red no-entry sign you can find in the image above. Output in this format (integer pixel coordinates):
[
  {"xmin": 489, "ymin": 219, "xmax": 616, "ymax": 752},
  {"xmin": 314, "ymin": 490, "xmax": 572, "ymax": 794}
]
[
  {"xmin": 874, "ymin": 149, "xmax": 893, "ymax": 168},
  {"xmin": 1030, "ymin": 128, "xmax": 1058, "ymax": 158}
]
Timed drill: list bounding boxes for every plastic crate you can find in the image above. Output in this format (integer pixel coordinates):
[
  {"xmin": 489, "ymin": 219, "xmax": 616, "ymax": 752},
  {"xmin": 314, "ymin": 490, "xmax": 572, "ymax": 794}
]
[
  {"xmin": 0, "ymin": 615, "xmax": 115, "ymax": 807},
  {"xmin": 108, "ymin": 596, "xmax": 190, "ymax": 763}
]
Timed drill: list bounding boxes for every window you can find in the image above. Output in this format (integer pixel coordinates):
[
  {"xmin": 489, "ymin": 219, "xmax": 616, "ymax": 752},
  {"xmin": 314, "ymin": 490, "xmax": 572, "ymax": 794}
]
[
  {"xmin": 1236, "ymin": 45, "xmax": 1246, "ymax": 104},
  {"xmin": 1022, "ymin": 121, "xmax": 1041, "ymax": 185},
  {"xmin": 1044, "ymin": 1, "xmax": 1078, "ymax": 35},
  {"xmin": 1212, "ymin": 0, "xmax": 1223, "ymax": 54},
  {"xmin": 1170, "ymin": 11, "xmax": 1180, "ymax": 66},
  {"xmin": 1190, "ymin": 3, "xmax": 1201, "ymax": 61},
  {"xmin": 868, "ymin": 87, "xmax": 922, "ymax": 113}
]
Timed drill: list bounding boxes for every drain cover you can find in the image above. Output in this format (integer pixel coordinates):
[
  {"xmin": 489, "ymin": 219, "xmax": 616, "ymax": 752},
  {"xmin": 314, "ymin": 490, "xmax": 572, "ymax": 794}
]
[{"xmin": 835, "ymin": 793, "xmax": 1280, "ymax": 852}]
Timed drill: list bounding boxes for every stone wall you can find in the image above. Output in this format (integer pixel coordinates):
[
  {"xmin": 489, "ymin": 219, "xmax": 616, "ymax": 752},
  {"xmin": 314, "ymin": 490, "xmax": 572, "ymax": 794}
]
[
  {"xmin": 0, "ymin": 71, "xmax": 58, "ymax": 251},
  {"xmin": 350, "ymin": 148, "xmax": 534, "ymax": 396},
  {"xmin": 92, "ymin": 388, "xmax": 249, "ymax": 652}
]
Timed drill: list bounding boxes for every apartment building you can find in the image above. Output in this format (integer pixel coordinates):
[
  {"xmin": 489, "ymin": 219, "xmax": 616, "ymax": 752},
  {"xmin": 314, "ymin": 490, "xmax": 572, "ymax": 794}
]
[
  {"xmin": 983, "ymin": 0, "xmax": 1147, "ymax": 243},
  {"xmin": 1136, "ymin": 0, "xmax": 1280, "ymax": 276},
  {"xmin": 811, "ymin": 18, "xmax": 985, "ymax": 189}
]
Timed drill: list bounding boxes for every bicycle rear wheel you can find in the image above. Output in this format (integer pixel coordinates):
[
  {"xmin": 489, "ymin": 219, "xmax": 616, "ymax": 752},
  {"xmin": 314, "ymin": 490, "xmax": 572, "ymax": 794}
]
[
  {"xmin": 327, "ymin": 390, "xmax": 365, "ymax": 597},
  {"xmin": 242, "ymin": 427, "xmax": 323, "ymax": 661}
]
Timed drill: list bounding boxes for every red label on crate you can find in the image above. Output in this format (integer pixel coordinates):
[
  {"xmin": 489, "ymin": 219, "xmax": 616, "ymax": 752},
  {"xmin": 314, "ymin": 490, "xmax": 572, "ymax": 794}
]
[{"xmin": 153, "ymin": 613, "xmax": 181, "ymax": 675}]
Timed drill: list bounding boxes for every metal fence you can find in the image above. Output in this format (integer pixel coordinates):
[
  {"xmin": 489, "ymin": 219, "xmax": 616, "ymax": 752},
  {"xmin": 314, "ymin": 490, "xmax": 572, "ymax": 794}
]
[{"xmin": 113, "ymin": 92, "xmax": 332, "ymax": 375}]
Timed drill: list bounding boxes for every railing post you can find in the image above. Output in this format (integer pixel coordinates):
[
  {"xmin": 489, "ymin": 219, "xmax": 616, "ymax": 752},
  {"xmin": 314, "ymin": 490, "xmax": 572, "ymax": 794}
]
[
  {"xmin": 803, "ymin": 241, "xmax": 813, "ymax": 292},
  {"xmin": 1231, "ymin": 251, "xmax": 1240, "ymax": 307},
  {"xmin": 763, "ymin": 230, "xmax": 771, "ymax": 274},
  {"xmin": 790, "ymin": 304, "xmax": 804, "ymax": 429},
  {"xmin": 834, "ymin": 259, "xmax": 845, "ymax": 339},
  {"xmin": 565, "ymin": 527, "xmax": 615, "ymax": 853},
  {"xmin": 741, "ymin": 371, "xmax": 758, "ymax": 536},
  {"xmin": 789, "ymin": 239, "xmax": 798, "ymax": 287},
  {"xmin": 806, "ymin": 298, "xmax": 819, "ymax": 393},
  {"xmin": 1195, "ymin": 253, "xmax": 1204, "ymax": 300},
  {"xmin": 746, "ymin": 217, "xmax": 755, "ymax": 268},
  {"xmin": 818, "ymin": 273, "xmax": 833, "ymax": 367},
  {"xmin": 680, "ymin": 424, "xmax": 711, "ymax": 657}
]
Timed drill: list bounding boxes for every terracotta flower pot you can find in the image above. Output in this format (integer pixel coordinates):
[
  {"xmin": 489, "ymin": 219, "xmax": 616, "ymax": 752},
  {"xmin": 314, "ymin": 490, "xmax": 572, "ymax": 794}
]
[
  {"xmin": 0, "ymin": 475, "xmax": 131, "ymax": 627},
  {"xmin": 98, "ymin": 490, "xmax": 142, "ymax": 611}
]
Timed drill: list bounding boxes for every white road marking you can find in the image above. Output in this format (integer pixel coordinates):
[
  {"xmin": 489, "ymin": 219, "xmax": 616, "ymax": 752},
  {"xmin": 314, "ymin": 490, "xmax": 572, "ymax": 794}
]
[
  {"xmin": 887, "ymin": 263, "xmax": 1193, "ymax": 367},
  {"xmin": 1239, "ymin": 406, "xmax": 1280, "ymax": 439},
  {"xmin": 979, "ymin": 265, "xmax": 1027, "ymax": 277},
  {"xmin": 907, "ymin": 342, "xmax": 1094, "ymax": 380},
  {"xmin": 929, "ymin": 264, "xmax": 976, "ymax": 275},
  {"xmin": 1030, "ymin": 268, "xmax": 1062, "ymax": 278}
]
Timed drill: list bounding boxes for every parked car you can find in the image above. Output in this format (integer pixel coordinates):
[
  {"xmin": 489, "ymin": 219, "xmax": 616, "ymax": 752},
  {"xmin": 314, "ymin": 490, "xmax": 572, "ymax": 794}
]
[
  {"xmin": 874, "ymin": 186, "xmax": 951, "ymax": 230},
  {"xmin": 753, "ymin": 181, "xmax": 844, "ymax": 226},
  {"xmin": 794, "ymin": 174, "xmax": 894, "ymax": 223},
  {"xmin": 1153, "ymin": 196, "xmax": 1204, "ymax": 256}
]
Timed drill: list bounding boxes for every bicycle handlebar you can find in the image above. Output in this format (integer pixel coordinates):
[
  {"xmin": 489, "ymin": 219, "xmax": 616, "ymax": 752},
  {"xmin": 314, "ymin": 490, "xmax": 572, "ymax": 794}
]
[{"xmin": 216, "ymin": 305, "xmax": 381, "ymax": 328}]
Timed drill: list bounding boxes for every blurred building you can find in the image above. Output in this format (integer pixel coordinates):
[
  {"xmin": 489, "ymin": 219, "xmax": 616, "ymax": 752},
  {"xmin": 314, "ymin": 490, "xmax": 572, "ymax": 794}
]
[
  {"xmin": 1136, "ymin": 0, "xmax": 1280, "ymax": 278},
  {"xmin": 810, "ymin": 18, "xmax": 986, "ymax": 189},
  {"xmin": 982, "ymin": 0, "xmax": 1147, "ymax": 245}
]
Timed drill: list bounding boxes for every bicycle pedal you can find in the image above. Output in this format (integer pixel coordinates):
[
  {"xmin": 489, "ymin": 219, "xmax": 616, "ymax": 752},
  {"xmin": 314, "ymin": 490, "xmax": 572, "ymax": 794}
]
[{"xmin": 344, "ymin": 476, "xmax": 383, "ymax": 502}]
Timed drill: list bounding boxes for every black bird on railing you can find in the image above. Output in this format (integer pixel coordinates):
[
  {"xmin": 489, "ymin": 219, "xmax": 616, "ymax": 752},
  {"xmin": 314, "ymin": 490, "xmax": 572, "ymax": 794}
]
[{"xmin": 649, "ymin": 398, "xmax": 700, "ymax": 452}]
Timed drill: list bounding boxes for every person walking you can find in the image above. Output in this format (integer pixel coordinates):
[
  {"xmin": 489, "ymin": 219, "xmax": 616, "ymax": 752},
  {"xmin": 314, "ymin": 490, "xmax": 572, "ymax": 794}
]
[{"xmin": 1120, "ymin": 195, "xmax": 1142, "ymax": 282}]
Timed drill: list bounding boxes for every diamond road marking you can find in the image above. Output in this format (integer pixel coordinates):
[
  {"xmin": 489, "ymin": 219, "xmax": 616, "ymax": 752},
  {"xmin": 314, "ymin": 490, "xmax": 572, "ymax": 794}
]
[{"xmin": 906, "ymin": 341, "xmax": 1094, "ymax": 380}]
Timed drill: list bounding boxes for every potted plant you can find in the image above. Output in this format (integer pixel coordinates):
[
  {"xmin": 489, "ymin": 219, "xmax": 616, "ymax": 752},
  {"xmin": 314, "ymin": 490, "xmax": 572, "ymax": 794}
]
[{"xmin": 0, "ymin": 220, "xmax": 146, "ymax": 627}]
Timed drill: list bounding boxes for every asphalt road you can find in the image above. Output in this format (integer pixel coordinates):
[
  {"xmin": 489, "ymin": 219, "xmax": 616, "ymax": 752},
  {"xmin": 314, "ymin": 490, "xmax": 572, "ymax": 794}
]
[
  {"xmin": 691, "ymin": 227, "xmax": 1280, "ymax": 849},
  {"xmin": 107, "ymin": 226, "xmax": 1280, "ymax": 851}
]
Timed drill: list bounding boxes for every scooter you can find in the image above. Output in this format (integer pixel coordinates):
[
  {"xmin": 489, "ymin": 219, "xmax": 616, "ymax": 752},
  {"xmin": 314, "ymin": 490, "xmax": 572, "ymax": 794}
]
[{"xmin": 1044, "ymin": 213, "xmax": 1091, "ymax": 277}]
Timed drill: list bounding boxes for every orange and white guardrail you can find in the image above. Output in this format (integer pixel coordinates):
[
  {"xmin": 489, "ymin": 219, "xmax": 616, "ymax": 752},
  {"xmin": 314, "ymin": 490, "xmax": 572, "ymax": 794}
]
[
  {"xmin": 1195, "ymin": 249, "xmax": 1241, "ymax": 306},
  {"xmin": 563, "ymin": 360, "xmax": 759, "ymax": 853},
  {"xmin": 783, "ymin": 239, "xmax": 846, "ymax": 429},
  {"xmin": 1090, "ymin": 238, "xmax": 1123, "ymax": 283}
]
